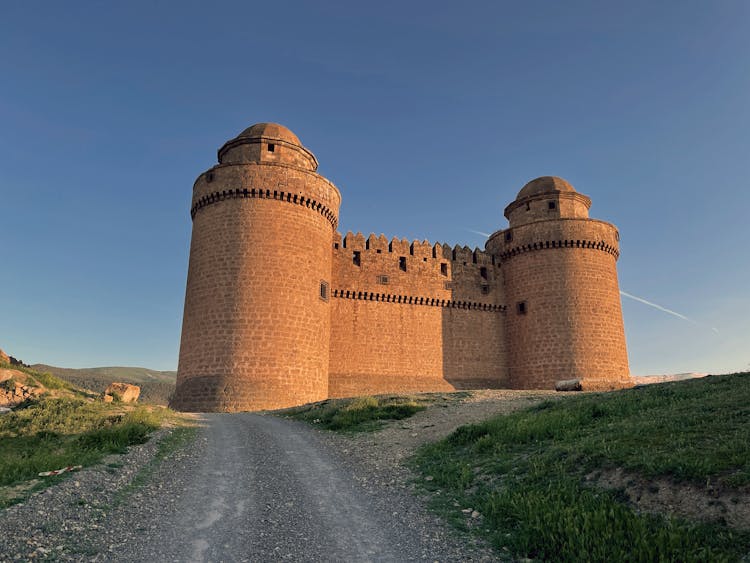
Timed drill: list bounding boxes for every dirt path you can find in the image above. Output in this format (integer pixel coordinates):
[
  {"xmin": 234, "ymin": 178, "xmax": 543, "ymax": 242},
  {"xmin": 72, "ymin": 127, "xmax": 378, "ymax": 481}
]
[
  {"xmin": 1, "ymin": 406, "xmax": 516, "ymax": 562},
  {"xmin": 107, "ymin": 413, "xmax": 496, "ymax": 562}
]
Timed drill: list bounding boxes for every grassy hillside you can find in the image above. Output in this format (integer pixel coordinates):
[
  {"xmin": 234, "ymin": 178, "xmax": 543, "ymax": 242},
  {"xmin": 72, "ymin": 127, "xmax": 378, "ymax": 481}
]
[
  {"xmin": 31, "ymin": 364, "xmax": 176, "ymax": 405},
  {"xmin": 412, "ymin": 373, "xmax": 750, "ymax": 562},
  {"xmin": 0, "ymin": 364, "xmax": 180, "ymax": 506}
]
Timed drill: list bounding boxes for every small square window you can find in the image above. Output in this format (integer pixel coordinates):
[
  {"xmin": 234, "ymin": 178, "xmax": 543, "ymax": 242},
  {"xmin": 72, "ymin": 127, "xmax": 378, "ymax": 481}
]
[
  {"xmin": 548, "ymin": 201, "xmax": 556, "ymax": 210},
  {"xmin": 320, "ymin": 281, "xmax": 329, "ymax": 301},
  {"xmin": 268, "ymin": 143, "xmax": 275, "ymax": 152},
  {"xmin": 377, "ymin": 275, "xmax": 389, "ymax": 284},
  {"xmin": 444, "ymin": 281, "xmax": 453, "ymax": 290},
  {"xmin": 481, "ymin": 285, "xmax": 490, "ymax": 295},
  {"xmin": 517, "ymin": 301, "xmax": 527, "ymax": 315},
  {"xmin": 440, "ymin": 263, "xmax": 448, "ymax": 276}
]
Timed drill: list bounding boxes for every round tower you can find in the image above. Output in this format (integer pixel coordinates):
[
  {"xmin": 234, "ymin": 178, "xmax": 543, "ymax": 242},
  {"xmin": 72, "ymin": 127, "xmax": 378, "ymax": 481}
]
[
  {"xmin": 486, "ymin": 176, "xmax": 630, "ymax": 390},
  {"xmin": 171, "ymin": 123, "xmax": 341, "ymax": 412}
]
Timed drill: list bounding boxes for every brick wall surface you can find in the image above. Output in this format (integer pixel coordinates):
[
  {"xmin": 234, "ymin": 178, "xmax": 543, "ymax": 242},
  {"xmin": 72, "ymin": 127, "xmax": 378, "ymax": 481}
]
[
  {"xmin": 488, "ymin": 219, "xmax": 630, "ymax": 389},
  {"xmin": 328, "ymin": 232, "xmax": 508, "ymax": 397},
  {"xmin": 172, "ymin": 159, "xmax": 340, "ymax": 412}
]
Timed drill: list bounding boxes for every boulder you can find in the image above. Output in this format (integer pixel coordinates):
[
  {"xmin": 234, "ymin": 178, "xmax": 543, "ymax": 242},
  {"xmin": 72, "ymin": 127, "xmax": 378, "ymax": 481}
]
[
  {"xmin": 555, "ymin": 379, "xmax": 582, "ymax": 392},
  {"xmin": 0, "ymin": 369, "xmax": 40, "ymax": 407},
  {"xmin": 103, "ymin": 382, "xmax": 140, "ymax": 403}
]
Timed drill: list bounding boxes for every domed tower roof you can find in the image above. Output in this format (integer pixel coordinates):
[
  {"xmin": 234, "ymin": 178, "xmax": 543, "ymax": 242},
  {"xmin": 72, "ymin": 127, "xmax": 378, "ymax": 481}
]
[
  {"xmin": 235, "ymin": 123, "xmax": 302, "ymax": 145},
  {"xmin": 516, "ymin": 176, "xmax": 576, "ymax": 199},
  {"xmin": 217, "ymin": 122, "xmax": 318, "ymax": 171},
  {"xmin": 504, "ymin": 175, "xmax": 591, "ymax": 227}
]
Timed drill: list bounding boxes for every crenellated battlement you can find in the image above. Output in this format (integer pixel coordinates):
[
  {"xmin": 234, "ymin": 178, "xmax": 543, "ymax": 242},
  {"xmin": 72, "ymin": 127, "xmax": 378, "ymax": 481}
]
[
  {"xmin": 335, "ymin": 232, "xmax": 494, "ymax": 263},
  {"xmin": 332, "ymin": 232, "xmax": 501, "ymax": 304}
]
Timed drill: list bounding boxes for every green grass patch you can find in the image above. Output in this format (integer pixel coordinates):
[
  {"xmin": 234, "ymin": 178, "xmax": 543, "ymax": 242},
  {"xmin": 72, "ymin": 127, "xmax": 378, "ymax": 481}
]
[
  {"xmin": 0, "ymin": 361, "xmax": 74, "ymax": 391},
  {"xmin": 282, "ymin": 395, "xmax": 428, "ymax": 432},
  {"xmin": 0, "ymin": 396, "xmax": 172, "ymax": 497},
  {"xmin": 412, "ymin": 373, "xmax": 750, "ymax": 561}
]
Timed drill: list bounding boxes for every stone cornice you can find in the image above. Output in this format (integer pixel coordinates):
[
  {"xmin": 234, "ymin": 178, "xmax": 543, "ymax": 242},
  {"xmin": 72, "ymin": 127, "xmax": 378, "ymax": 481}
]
[{"xmin": 191, "ymin": 187, "xmax": 338, "ymax": 228}]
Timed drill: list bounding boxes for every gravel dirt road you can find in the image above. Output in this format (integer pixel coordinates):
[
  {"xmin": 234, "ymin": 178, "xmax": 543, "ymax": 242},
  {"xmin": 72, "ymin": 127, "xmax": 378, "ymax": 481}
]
[
  {"xmin": 111, "ymin": 413, "xmax": 495, "ymax": 562},
  {"xmin": 0, "ymin": 409, "xmax": 506, "ymax": 562}
]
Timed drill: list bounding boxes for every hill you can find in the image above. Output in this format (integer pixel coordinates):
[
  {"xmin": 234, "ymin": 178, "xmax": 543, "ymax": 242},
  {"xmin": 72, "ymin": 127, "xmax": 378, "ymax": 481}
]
[
  {"xmin": 411, "ymin": 373, "xmax": 750, "ymax": 561},
  {"xmin": 31, "ymin": 364, "xmax": 176, "ymax": 405}
]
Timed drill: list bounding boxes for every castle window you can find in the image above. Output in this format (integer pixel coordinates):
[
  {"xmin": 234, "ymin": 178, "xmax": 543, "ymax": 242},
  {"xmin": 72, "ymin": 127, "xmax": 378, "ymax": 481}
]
[
  {"xmin": 206, "ymin": 172, "xmax": 215, "ymax": 183},
  {"xmin": 444, "ymin": 281, "xmax": 453, "ymax": 290},
  {"xmin": 267, "ymin": 143, "xmax": 275, "ymax": 152},
  {"xmin": 481, "ymin": 285, "xmax": 490, "ymax": 295},
  {"xmin": 334, "ymin": 242, "xmax": 339, "ymax": 249},
  {"xmin": 353, "ymin": 251, "xmax": 361, "ymax": 267},
  {"xmin": 399, "ymin": 257, "xmax": 407, "ymax": 271},
  {"xmin": 440, "ymin": 263, "xmax": 448, "ymax": 276},
  {"xmin": 548, "ymin": 201, "xmax": 556, "ymax": 210},
  {"xmin": 526, "ymin": 202, "xmax": 531, "ymax": 211},
  {"xmin": 480, "ymin": 266, "xmax": 488, "ymax": 280},
  {"xmin": 377, "ymin": 275, "xmax": 389, "ymax": 285},
  {"xmin": 319, "ymin": 281, "xmax": 329, "ymax": 301},
  {"xmin": 517, "ymin": 301, "xmax": 527, "ymax": 315},
  {"xmin": 376, "ymin": 249, "xmax": 382, "ymax": 254},
  {"xmin": 505, "ymin": 230, "xmax": 513, "ymax": 242}
]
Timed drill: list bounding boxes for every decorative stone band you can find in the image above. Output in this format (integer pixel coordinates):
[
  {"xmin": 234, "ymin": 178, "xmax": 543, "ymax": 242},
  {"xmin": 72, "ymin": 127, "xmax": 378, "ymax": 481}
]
[
  {"xmin": 190, "ymin": 188, "xmax": 338, "ymax": 228},
  {"xmin": 332, "ymin": 289, "xmax": 505, "ymax": 312},
  {"xmin": 498, "ymin": 239, "xmax": 619, "ymax": 261}
]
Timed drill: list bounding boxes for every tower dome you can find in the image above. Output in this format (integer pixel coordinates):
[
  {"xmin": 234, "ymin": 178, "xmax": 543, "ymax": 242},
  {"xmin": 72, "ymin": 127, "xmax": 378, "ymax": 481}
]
[
  {"xmin": 504, "ymin": 175, "xmax": 591, "ymax": 227},
  {"xmin": 217, "ymin": 122, "xmax": 318, "ymax": 170},
  {"xmin": 516, "ymin": 176, "xmax": 576, "ymax": 199},
  {"xmin": 235, "ymin": 122, "xmax": 302, "ymax": 145}
]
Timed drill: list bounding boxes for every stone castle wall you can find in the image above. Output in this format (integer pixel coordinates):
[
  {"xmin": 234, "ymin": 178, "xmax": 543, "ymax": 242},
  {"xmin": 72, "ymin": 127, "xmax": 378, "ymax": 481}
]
[
  {"xmin": 328, "ymin": 232, "xmax": 508, "ymax": 397},
  {"xmin": 172, "ymin": 124, "xmax": 631, "ymax": 413}
]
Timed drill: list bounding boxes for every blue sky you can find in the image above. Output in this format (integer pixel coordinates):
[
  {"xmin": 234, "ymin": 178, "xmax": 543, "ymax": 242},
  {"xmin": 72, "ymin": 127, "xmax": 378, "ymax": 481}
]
[{"xmin": 1, "ymin": 1, "xmax": 748, "ymax": 374}]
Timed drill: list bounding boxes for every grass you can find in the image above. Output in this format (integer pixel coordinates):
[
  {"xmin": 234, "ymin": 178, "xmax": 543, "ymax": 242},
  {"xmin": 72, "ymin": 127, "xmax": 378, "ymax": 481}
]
[
  {"xmin": 282, "ymin": 395, "xmax": 428, "ymax": 431},
  {"xmin": 0, "ymin": 396, "xmax": 173, "ymax": 502},
  {"xmin": 0, "ymin": 361, "xmax": 77, "ymax": 392},
  {"xmin": 412, "ymin": 373, "xmax": 750, "ymax": 562}
]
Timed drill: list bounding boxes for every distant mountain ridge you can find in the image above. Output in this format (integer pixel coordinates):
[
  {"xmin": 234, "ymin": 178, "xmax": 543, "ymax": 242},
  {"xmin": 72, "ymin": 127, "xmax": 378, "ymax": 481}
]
[
  {"xmin": 31, "ymin": 364, "xmax": 176, "ymax": 405},
  {"xmin": 31, "ymin": 365, "xmax": 176, "ymax": 383}
]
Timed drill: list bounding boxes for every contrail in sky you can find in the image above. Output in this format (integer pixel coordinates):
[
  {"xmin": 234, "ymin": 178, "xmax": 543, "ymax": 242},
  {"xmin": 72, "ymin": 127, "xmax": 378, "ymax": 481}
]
[
  {"xmin": 466, "ymin": 228, "xmax": 491, "ymax": 238},
  {"xmin": 620, "ymin": 290, "xmax": 719, "ymax": 334}
]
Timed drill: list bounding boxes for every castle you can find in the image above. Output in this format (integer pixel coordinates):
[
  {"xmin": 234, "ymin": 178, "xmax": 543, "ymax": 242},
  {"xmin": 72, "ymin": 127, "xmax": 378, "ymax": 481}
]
[{"xmin": 171, "ymin": 123, "xmax": 631, "ymax": 412}]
